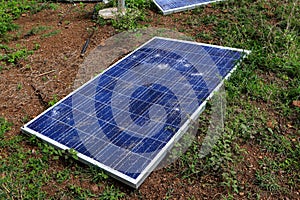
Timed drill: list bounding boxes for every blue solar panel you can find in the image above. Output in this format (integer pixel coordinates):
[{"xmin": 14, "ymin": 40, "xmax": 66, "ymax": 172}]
[
  {"xmin": 22, "ymin": 37, "xmax": 249, "ymax": 188},
  {"xmin": 153, "ymin": 0, "xmax": 224, "ymax": 15}
]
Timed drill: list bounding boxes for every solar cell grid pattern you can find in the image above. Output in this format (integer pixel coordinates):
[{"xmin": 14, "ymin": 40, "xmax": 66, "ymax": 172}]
[
  {"xmin": 153, "ymin": 0, "xmax": 224, "ymax": 14},
  {"xmin": 22, "ymin": 37, "xmax": 246, "ymax": 188}
]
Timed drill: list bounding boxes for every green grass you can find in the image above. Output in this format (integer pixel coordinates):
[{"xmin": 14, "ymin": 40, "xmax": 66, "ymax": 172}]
[
  {"xmin": 48, "ymin": 94, "xmax": 59, "ymax": 107},
  {"xmin": 164, "ymin": 0, "xmax": 299, "ymax": 197},
  {"xmin": 24, "ymin": 25, "xmax": 52, "ymax": 37},
  {"xmin": 40, "ymin": 30, "xmax": 61, "ymax": 39},
  {"xmin": 0, "ymin": 0, "xmax": 55, "ymax": 39},
  {"xmin": 0, "ymin": 45, "xmax": 34, "ymax": 64},
  {"xmin": 0, "ymin": 130, "xmax": 124, "ymax": 199},
  {"xmin": 0, "ymin": 118, "xmax": 12, "ymax": 142}
]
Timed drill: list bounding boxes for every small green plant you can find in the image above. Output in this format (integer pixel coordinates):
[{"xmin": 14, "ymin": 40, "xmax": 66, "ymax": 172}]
[
  {"xmin": 41, "ymin": 30, "xmax": 60, "ymax": 39},
  {"xmin": 25, "ymin": 26, "xmax": 51, "ymax": 37},
  {"xmin": 22, "ymin": 115, "xmax": 29, "ymax": 123},
  {"xmin": 0, "ymin": 0, "xmax": 48, "ymax": 38},
  {"xmin": 48, "ymin": 94, "xmax": 59, "ymax": 106},
  {"xmin": 0, "ymin": 46, "xmax": 33, "ymax": 64},
  {"xmin": 109, "ymin": 0, "xmax": 150, "ymax": 31},
  {"xmin": 48, "ymin": 3, "xmax": 59, "ymax": 11},
  {"xmin": 99, "ymin": 185, "xmax": 125, "ymax": 200},
  {"xmin": 79, "ymin": 2, "xmax": 85, "ymax": 10},
  {"xmin": 111, "ymin": 9, "xmax": 147, "ymax": 31},
  {"xmin": 89, "ymin": 167, "xmax": 109, "ymax": 183},
  {"xmin": 0, "ymin": 117, "xmax": 12, "ymax": 139},
  {"xmin": 16, "ymin": 82, "xmax": 22, "ymax": 90},
  {"xmin": 222, "ymin": 169, "xmax": 239, "ymax": 193},
  {"xmin": 66, "ymin": 148, "xmax": 78, "ymax": 161},
  {"xmin": 0, "ymin": 44, "xmax": 9, "ymax": 50},
  {"xmin": 255, "ymin": 171, "xmax": 281, "ymax": 192},
  {"xmin": 64, "ymin": 20, "xmax": 71, "ymax": 25},
  {"xmin": 55, "ymin": 169, "xmax": 70, "ymax": 183},
  {"xmin": 95, "ymin": 17, "xmax": 108, "ymax": 27}
]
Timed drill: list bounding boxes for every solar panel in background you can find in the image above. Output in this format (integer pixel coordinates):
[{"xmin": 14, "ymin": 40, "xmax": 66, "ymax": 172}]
[
  {"xmin": 58, "ymin": 0, "xmax": 103, "ymax": 2},
  {"xmin": 22, "ymin": 37, "xmax": 250, "ymax": 188},
  {"xmin": 153, "ymin": 0, "xmax": 225, "ymax": 15}
]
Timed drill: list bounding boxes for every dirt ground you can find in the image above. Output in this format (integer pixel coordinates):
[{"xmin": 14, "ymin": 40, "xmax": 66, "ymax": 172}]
[{"xmin": 0, "ymin": 3, "xmax": 299, "ymax": 199}]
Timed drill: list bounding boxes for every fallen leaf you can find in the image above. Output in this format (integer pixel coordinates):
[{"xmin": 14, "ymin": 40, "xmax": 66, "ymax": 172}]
[
  {"xmin": 292, "ymin": 100, "xmax": 300, "ymax": 108},
  {"xmin": 91, "ymin": 184, "xmax": 99, "ymax": 193},
  {"xmin": 267, "ymin": 121, "xmax": 274, "ymax": 129}
]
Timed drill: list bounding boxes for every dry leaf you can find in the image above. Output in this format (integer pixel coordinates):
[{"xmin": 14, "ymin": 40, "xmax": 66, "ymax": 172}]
[
  {"xmin": 267, "ymin": 121, "xmax": 274, "ymax": 129},
  {"xmin": 292, "ymin": 100, "xmax": 300, "ymax": 108}
]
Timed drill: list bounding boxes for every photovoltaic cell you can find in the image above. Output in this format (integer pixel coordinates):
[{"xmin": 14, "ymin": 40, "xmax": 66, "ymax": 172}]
[
  {"xmin": 153, "ymin": 0, "xmax": 225, "ymax": 15},
  {"xmin": 22, "ymin": 37, "xmax": 250, "ymax": 188}
]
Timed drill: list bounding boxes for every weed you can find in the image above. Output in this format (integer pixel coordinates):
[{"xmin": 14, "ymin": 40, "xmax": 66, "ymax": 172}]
[
  {"xmin": 16, "ymin": 83, "xmax": 22, "ymax": 91},
  {"xmin": 108, "ymin": 0, "xmax": 151, "ymax": 31},
  {"xmin": 0, "ymin": 0, "xmax": 50, "ymax": 38},
  {"xmin": 25, "ymin": 64, "xmax": 32, "ymax": 69},
  {"xmin": 48, "ymin": 3, "xmax": 59, "ymax": 11},
  {"xmin": 99, "ymin": 185, "xmax": 125, "ymax": 200},
  {"xmin": 0, "ymin": 46, "xmax": 33, "ymax": 64},
  {"xmin": 96, "ymin": 17, "xmax": 108, "ymax": 26},
  {"xmin": 22, "ymin": 115, "xmax": 29, "ymax": 123},
  {"xmin": 41, "ymin": 30, "xmax": 61, "ymax": 39},
  {"xmin": 222, "ymin": 169, "xmax": 239, "ymax": 193},
  {"xmin": 66, "ymin": 148, "xmax": 78, "ymax": 161},
  {"xmin": 54, "ymin": 169, "xmax": 70, "ymax": 183},
  {"xmin": 0, "ymin": 124, "xmax": 49, "ymax": 199},
  {"xmin": 48, "ymin": 94, "xmax": 59, "ymax": 106},
  {"xmin": 111, "ymin": 9, "xmax": 147, "ymax": 31},
  {"xmin": 24, "ymin": 26, "xmax": 51, "ymax": 38},
  {"xmin": 0, "ymin": 117, "xmax": 12, "ymax": 139},
  {"xmin": 89, "ymin": 166, "xmax": 109, "ymax": 183},
  {"xmin": 255, "ymin": 170, "xmax": 281, "ymax": 192}
]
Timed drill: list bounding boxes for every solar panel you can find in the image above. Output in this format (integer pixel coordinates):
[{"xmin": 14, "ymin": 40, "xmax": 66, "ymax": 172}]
[
  {"xmin": 153, "ymin": 0, "xmax": 224, "ymax": 15},
  {"xmin": 21, "ymin": 37, "xmax": 250, "ymax": 188}
]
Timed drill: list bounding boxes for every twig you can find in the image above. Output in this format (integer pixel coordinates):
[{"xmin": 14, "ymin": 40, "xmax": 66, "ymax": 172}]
[
  {"xmin": 36, "ymin": 69, "xmax": 56, "ymax": 77},
  {"xmin": 1, "ymin": 183, "xmax": 10, "ymax": 194},
  {"xmin": 30, "ymin": 84, "xmax": 48, "ymax": 108}
]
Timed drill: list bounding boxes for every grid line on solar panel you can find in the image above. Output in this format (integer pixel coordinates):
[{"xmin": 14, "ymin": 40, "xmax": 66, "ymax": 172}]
[
  {"xmin": 58, "ymin": 94, "xmax": 185, "ymax": 132},
  {"xmin": 22, "ymin": 37, "xmax": 249, "ymax": 188},
  {"xmin": 50, "ymin": 98, "xmax": 178, "ymax": 145},
  {"xmin": 93, "ymin": 80, "xmax": 208, "ymax": 100}
]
